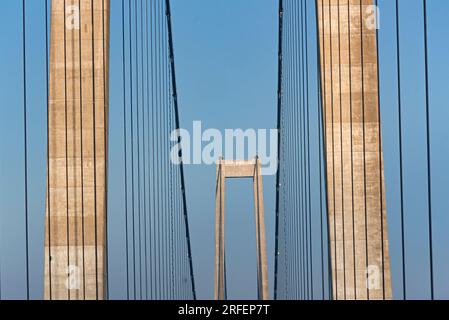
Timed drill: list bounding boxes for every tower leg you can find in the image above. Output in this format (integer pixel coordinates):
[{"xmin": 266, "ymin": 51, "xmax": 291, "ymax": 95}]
[
  {"xmin": 214, "ymin": 160, "xmax": 226, "ymax": 300},
  {"xmin": 45, "ymin": 0, "xmax": 110, "ymax": 300},
  {"xmin": 316, "ymin": 0, "xmax": 392, "ymax": 300}
]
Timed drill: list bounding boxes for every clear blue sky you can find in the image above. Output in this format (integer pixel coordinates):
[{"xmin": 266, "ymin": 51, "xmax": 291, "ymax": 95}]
[{"xmin": 1, "ymin": 0, "xmax": 449, "ymax": 300}]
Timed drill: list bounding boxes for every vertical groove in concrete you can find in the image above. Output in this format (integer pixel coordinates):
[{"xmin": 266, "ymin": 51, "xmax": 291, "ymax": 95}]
[
  {"xmin": 45, "ymin": 0, "xmax": 110, "ymax": 300},
  {"xmin": 316, "ymin": 0, "xmax": 392, "ymax": 300}
]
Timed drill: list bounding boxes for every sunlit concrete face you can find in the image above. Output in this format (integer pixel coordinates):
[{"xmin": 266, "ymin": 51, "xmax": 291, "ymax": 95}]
[
  {"xmin": 45, "ymin": 0, "xmax": 110, "ymax": 300},
  {"xmin": 316, "ymin": 0, "xmax": 392, "ymax": 300}
]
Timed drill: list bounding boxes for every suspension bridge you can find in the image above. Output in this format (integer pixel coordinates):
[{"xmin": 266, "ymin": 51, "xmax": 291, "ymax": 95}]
[{"xmin": 0, "ymin": 0, "xmax": 448, "ymax": 301}]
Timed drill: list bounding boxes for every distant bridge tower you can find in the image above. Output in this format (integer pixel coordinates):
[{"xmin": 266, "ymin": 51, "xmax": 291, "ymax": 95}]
[
  {"xmin": 316, "ymin": 0, "xmax": 392, "ymax": 299},
  {"xmin": 214, "ymin": 158, "xmax": 269, "ymax": 300},
  {"xmin": 45, "ymin": 0, "xmax": 110, "ymax": 300}
]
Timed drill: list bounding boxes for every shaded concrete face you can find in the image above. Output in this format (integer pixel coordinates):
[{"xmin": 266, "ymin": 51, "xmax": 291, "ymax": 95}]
[
  {"xmin": 45, "ymin": 0, "xmax": 110, "ymax": 300},
  {"xmin": 316, "ymin": 0, "xmax": 392, "ymax": 299},
  {"xmin": 215, "ymin": 160, "xmax": 269, "ymax": 300}
]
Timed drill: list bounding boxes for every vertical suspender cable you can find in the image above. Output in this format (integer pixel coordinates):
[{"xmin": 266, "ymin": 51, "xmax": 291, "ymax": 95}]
[
  {"xmin": 143, "ymin": 0, "xmax": 150, "ymax": 300},
  {"xmin": 168, "ymin": 55, "xmax": 175, "ymax": 299},
  {"xmin": 158, "ymin": 0, "xmax": 163, "ymax": 298},
  {"xmin": 394, "ymin": 0, "xmax": 407, "ymax": 300},
  {"xmin": 282, "ymin": 2, "xmax": 288, "ymax": 300},
  {"xmin": 292, "ymin": 0, "xmax": 298, "ymax": 299},
  {"xmin": 327, "ymin": 0, "xmax": 338, "ymax": 299},
  {"xmin": 290, "ymin": 0, "xmax": 297, "ymax": 299},
  {"xmin": 150, "ymin": 0, "xmax": 157, "ymax": 299},
  {"xmin": 122, "ymin": 0, "xmax": 130, "ymax": 300},
  {"xmin": 285, "ymin": 0, "xmax": 292, "ymax": 299},
  {"xmin": 286, "ymin": 0, "xmax": 297, "ymax": 293},
  {"xmin": 374, "ymin": 0, "xmax": 386, "ymax": 300},
  {"xmin": 164, "ymin": 0, "xmax": 170, "ymax": 299},
  {"xmin": 283, "ymin": 0, "xmax": 289, "ymax": 299},
  {"xmin": 173, "ymin": 120, "xmax": 179, "ymax": 300},
  {"xmin": 139, "ymin": 0, "xmax": 146, "ymax": 299},
  {"xmin": 21, "ymin": 0, "xmax": 30, "ymax": 300},
  {"xmin": 274, "ymin": 0, "xmax": 283, "ymax": 300},
  {"xmin": 304, "ymin": 0, "xmax": 313, "ymax": 300},
  {"xmin": 134, "ymin": 0, "xmax": 142, "ymax": 300},
  {"xmin": 62, "ymin": 0, "xmax": 71, "ymax": 301},
  {"xmin": 315, "ymin": 0, "xmax": 325, "ymax": 297},
  {"xmin": 145, "ymin": 0, "xmax": 151, "ymax": 300},
  {"xmin": 300, "ymin": 0, "xmax": 307, "ymax": 299},
  {"xmin": 159, "ymin": 0, "xmax": 164, "ymax": 299},
  {"xmin": 290, "ymin": 3, "xmax": 294, "ymax": 290},
  {"xmin": 156, "ymin": 0, "xmax": 162, "ymax": 299},
  {"xmin": 91, "ymin": 0, "xmax": 100, "ymax": 300},
  {"xmin": 293, "ymin": 0, "xmax": 300, "ymax": 299},
  {"xmin": 358, "ymin": 0, "xmax": 370, "ymax": 300},
  {"xmin": 295, "ymin": 1, "xmax": 300, "ymax": 300},
  {"xmin": 312, "ymin": 0, "xmax": 325, "ymax": 300},
  {"xmin": 300, "ymin": 0, "xmax": 306, "ymax": 299},
  {"xmin": 298, "ymin": 0, "xmax": 306, "ymax": 299},
  {"xmin": 102, "ymin": 0, "xmax": 109, "ymax": 300},
  {"xmin": 347, "ymin": 0, "xmax": 357, "ymax": 300},
  {"xmin": 336, "ymin": 0, "xmax": 347, "ymax": 299},
  {"xmin": 149, "ymin": 0, "xmax": 154, "ymax": 298},
  {"xmin": 281, "ymin": 34, "xmax": 288, "ymax": 299},
  {"xmin": 166, "ymin": 5, "xmax": 172, "ymax": 299},
  {"xmin": 129, "ymin": 0, "xmax": 137, "ymax": 299},
  {"xmin": 159, "ymin": 0, "xmax": 163, "ymax": 298},
  {"xmin": 301, "ymin": 0, "xmax": 306, "ymax": 297},
  {"xmin": 302, "ymin": 0, "xmax": 312, "ymax": 299},
  {"xmin": 289, "ymin": 0, "xmax": 298, "ymax": 297},
  {"xmin": 292, "ymin": 0, "xmax": 297, "ymax": 299},
  {"xmin": 290, "ymin": 0, "xmax": 298, "ymax": 299},
  {"xmin": 162, "ymin": 1, "xmax": 168, "ymax": 298},
  {"xmin": 164, "ymin": 1, "xmax": 169, "ymax": 298},
  {"xmin": 422, "ymin": 0, "xmax": 434, "ymax": 300},
  {"xmin": 165, "ymin": 6, "xmax": 175, "ymax": 299},
  {"xmin": 45, "ymin": 0, "xmax": 53, "ymax": 300},
  {"xmin": 79, "ymin": 0, "xmax": 87, "ymax": 300},
  {"xmin": 136, "ymin": 0, "xmax": 143, "ymax": 299}
]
